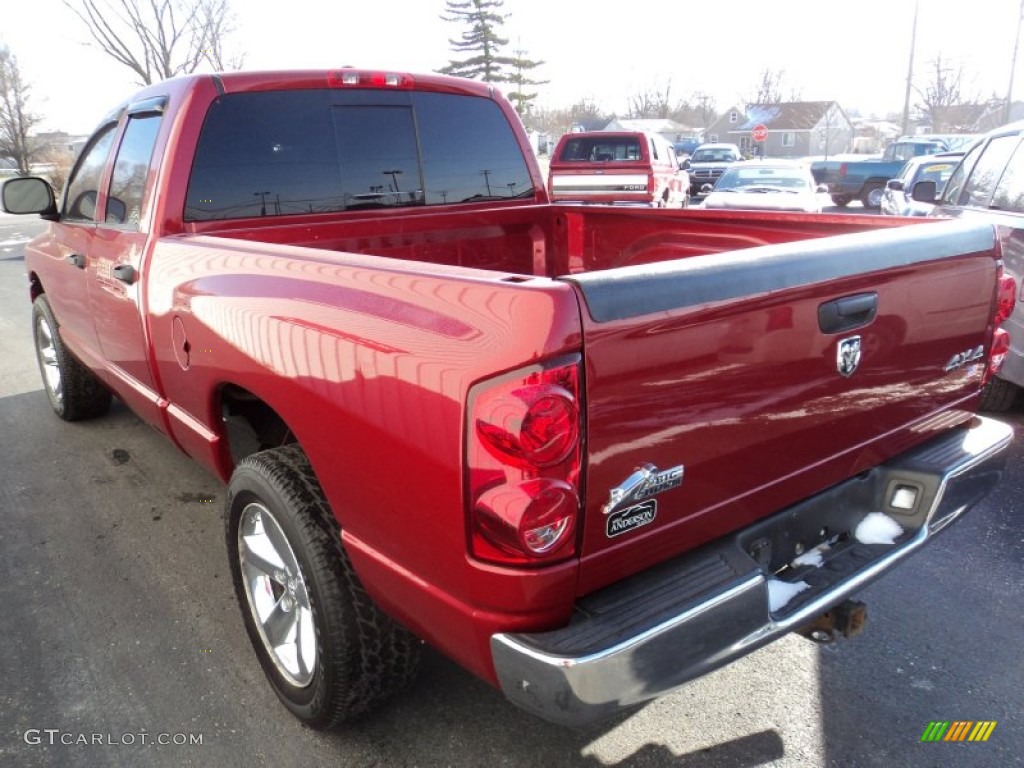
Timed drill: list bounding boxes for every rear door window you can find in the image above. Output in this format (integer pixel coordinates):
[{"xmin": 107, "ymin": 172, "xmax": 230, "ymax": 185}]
[{"xmin": 106, "ymin": 114, "xmax": 162, "ymax": 227}]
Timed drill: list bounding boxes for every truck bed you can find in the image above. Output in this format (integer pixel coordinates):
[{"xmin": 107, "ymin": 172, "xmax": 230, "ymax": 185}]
[
  {"xmin": 190, "ymin": 204, "xmax": 917, "ymax": 276},
  {"xmin": 172, "ymin": 206, "xmax": 998, "ymax": 600}
]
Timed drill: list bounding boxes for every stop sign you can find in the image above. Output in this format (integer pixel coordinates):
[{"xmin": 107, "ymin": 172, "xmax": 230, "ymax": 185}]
[{"xmin": 752, "ymin": 124, "xmax": 768, "ymax": 142}]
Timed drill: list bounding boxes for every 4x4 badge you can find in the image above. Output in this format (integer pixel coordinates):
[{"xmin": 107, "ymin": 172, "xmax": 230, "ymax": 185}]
[
  {"xmin": 837, "ymin": 336, "xmax": 862, "ymax": 377},
  {"xmin": 603, "ymin": 464, "xmax": 683, "ymax": 516}
]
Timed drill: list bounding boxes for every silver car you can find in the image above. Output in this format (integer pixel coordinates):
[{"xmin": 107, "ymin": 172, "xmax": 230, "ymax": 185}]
[
  {"xmin": 702, "ymin": 162, "xmax": 827, "ymax": 213},
  {"xmin": 880, "ymin": 152, "xmax": 964, "ymax": 216}
]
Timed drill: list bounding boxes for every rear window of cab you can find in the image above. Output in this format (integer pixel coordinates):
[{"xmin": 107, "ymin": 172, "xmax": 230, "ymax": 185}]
[
  {"xmin": 184, "ymin": 89, "xmax": 534, "ymax": 221},
  {"xmin": 557, "ymin": 137, "xmax": 644, "ymax": 163}
]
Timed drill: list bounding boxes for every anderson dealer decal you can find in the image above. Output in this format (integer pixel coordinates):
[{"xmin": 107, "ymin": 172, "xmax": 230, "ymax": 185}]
[{"xmin": 606, "ymin": 500, "xmax": 658, "ymax": 538}]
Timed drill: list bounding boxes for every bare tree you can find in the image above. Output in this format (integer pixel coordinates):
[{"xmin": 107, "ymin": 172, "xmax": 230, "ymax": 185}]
[
  {"xmin": 688, "ymin": 91, "xmax": 718, "ymax": 134},
  {"xmin": 742, "ymin": 69, "xmax": 801, "ymax": 106},
  {"xmin": 626, "ymin": 88, "xmax": 670, "ymax": 119},
  {"xmin": 196, "ymin": 0, "xmax": 243, "ymax": 70},
  {"xmin": 914, "ymin": 55, "xmax": 977, "ymax": 132},
  {"xmin": 36, "ymin": 143, "xmax": 76, "ymax": 193},
  {"xmin": 0, "ymin": 46, "xmax": 41, "ymax": 175},
  {"xmin": 530, "ymin": 99, "xmax": 609, "ymax": 137},
  {"xmin": 63, "ymin": 0, "xmax": 243, "ymax": 86},
  {"xmin": 744, "ymin": 69, "xmax": 785, "ymax": 105}
]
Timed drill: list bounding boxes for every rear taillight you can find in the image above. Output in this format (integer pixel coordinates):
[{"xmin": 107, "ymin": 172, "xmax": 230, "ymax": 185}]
[
  {"xmin": 647, "ymin": 172, "xmax": 656, "ymax": 198},
  {"xmin": 467, "ymin": 356, "xmax": 582, "ymax": 566},
  {"xmin": 996, "ymin": 271, "xmax": 1016, "ymax": 324},
  {"xmin": 839, "ymin": 163, "xmax": 848, "ymax": 177},
  {"xmin": 983, "ymin": 269, "xmax": 1018, "ymax": 383}
]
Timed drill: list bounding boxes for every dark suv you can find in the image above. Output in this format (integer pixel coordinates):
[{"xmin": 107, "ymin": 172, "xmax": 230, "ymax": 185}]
[{"xmin": 914, "ymin": 121, "xmax": 1024, "ymax": 410}]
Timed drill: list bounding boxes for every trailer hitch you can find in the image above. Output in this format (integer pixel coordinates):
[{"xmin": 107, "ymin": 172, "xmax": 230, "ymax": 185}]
[{"xmin": 796, "ymin": 600, "xmax": 867, "ymax": 644}]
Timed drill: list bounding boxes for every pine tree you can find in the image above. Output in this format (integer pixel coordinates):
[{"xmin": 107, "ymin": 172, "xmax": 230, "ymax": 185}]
[
  {"xmin": 437, "ymin": 1, "xmax": 546, "ymax": 116},
  {"xmin": 438, "ymin": 0, "xmax": 513, "ymax": 83},
  {"xmin": 505, "ymin": 48, "xmax": 548, "ymax": 118}
]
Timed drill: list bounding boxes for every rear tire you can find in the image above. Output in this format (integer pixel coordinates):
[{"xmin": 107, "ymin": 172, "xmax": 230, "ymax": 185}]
[
  {"xmin": 978, "ymin": 376, "xmax": 1018, "ymax": 412},
  {"xmin": 831, "ymin": 195, "xmax": 852, "ymax": 208},
  {"xmin": 32, "ymin": 295, "xmax": 112, "ymax": 421},
  {"xmin": 225, "ymin": 445, "xmax": 420, "ymax": 729},
  {"xmin": 860, "ymin": 184, "xmax": 884, "ymax": 210}
]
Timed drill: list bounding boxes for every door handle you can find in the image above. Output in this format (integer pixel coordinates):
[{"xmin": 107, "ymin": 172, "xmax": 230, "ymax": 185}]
[
  {"xmin": 818, "ymin": 293, "xmax": 878, "ymax": 334},
  {"xmin": 113, "ymin": 264, "xmax": 136, "ymax": 284},
  {"xmin": 68, "ymin": 253, "xmax": 86, "ymax": 269}
]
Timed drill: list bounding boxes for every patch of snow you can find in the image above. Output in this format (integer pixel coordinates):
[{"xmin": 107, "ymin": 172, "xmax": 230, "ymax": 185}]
[
  {"xmin": 767, "ymin": 578, "xmax": 810, "ymax": 613},
  {"xmin": 792, "ymin": 548, "xmax": 824, "ymax": 568},
  {"xmin": 854, "ymin": 512, "xmax": 904, "ymax": 545}
]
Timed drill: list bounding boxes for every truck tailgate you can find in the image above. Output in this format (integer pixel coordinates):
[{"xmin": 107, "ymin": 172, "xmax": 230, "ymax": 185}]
[
  {"xmin": 550, "ymin": 162, "xmax": 650, "ymax": 202},
  {"xmin": 562, "ymin": 221, "xmax": 999, "ymax": 595}
]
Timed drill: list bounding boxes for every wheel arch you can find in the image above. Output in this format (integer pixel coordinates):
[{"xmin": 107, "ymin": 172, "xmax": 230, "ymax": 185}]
[
  {"xmin": 29, "ymin": 271, "xmax": 44, "ymax": 301},
  {"xmin": 217, "ymin": 382, "xmax": 300, "ymax": 470}
]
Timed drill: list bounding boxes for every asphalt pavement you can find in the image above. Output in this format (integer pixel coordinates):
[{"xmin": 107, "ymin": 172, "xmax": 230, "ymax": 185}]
[{"xmin": 0, "ymin": 211, "xmax": 1021, "ymax": 768}]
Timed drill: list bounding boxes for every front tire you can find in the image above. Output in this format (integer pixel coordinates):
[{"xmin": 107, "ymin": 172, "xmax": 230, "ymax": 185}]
[
  {"xmin": 831, "ymin": 195, "xmax": 852, "ymax": 207},
  {"xmin": 860, "ymin": 184, "xmax": 884, "ymax": 210},
  {"xmin": 225, "ymin": 445, "xmax": 420, "ymax": 729},
  {"xmin": 32, "ymin": 295, "xmax": 112, "ymax": 421}
]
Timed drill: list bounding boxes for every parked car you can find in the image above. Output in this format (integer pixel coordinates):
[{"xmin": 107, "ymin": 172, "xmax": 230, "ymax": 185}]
[
  {"xmin": 548, "ymin": 131, "xmax": 689, "ymax": 207},
  {"xmin": 811, "ymin": 138, "xmax": 948, "ymax": 209},
  {"xmin": 685, "ymin": 142, "xmax": 744, "ymax": 195},
  {"xmin": 702, "ymin": 162, "xmax": 827, "ymax": 213},
  {"xmin": 913, "ymin": 120, "xmax": 1024, "ymax": 409},
  {"xmin": 881, "ymin": 152, "xmax": 964, "ymax": 216}
]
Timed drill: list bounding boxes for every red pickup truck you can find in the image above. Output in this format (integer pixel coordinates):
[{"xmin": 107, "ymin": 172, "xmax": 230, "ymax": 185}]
[
  {"xmin": 1, "ymin": 69, "xmax": 1014, "ymax": 729},
  {"xmin": 547, "ymin": 130, "xmax": 690, "ymax": 207}
]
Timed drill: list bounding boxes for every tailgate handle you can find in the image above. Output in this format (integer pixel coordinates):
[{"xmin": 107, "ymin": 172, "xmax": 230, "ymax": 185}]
[{"xmin": 818, "ymin": 293, "xmax": 877, "ymax": 334}]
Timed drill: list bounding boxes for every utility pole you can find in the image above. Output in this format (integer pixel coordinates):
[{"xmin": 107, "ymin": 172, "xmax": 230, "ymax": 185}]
[
  {"xmin": 1006, "ymin": 0, "xmax": 1024, "ymax": 124},
  {"xmin": 900, "ymin": 0, "xmax": 919, "ymax": 137}
]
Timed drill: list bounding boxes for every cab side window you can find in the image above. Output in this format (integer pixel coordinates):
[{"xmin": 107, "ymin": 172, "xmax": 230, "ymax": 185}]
[
  {"xmin": 106, "ymin": 115, "xmax": 162, "ymax": 228},
  {"xmin": 942, "ymin": 142, "xmax": 982, "ymax": 205},
  {"xmin": 989, "ymin": 140, "xmax": 1024, "ymax": 213},
  {"xmin": 962, "ymin": 135, "xmax": 1020, "ymax": 209},
  {"xmin": 64, "ymin": 125, "xmax": 118, "ymax": 222}
]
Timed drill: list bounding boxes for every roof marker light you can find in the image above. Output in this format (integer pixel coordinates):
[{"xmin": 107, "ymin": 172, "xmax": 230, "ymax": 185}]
[{"xmin": 328, "ymin": 71, "xmax": 414, "ymax": 89}]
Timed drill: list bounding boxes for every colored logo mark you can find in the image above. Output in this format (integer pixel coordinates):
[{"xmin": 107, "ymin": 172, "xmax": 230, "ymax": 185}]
[{"xmin": 920, "ymin": 721, "xmax": 997, "ymax": 742}]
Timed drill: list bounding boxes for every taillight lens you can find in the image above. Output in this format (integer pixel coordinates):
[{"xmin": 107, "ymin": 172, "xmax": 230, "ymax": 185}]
[
  {"xmin": 984, "ymin": 268, "xmax": 1018, "ymax": 383},
  {"xmin": 996, "ymin": 272, "xmax": 1016, "ymax": 325},
  {"xmin": 467, "ymin": 357, "xmax": 582, "ymax": 566}
]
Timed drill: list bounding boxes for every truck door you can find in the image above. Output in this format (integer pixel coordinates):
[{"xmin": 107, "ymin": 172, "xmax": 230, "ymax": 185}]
[
  {"xmin": 46, "ymin": 124, "xmax": 119, "ymax": 362},
  {"xmin": 86, "ymin": 101, "xmax": 166, "ymax": 426}
]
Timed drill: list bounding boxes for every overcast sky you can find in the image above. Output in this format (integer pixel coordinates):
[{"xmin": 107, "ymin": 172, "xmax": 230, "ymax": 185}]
[{"xmin": 4, "ymin": 0, "xmax": 1022, "ymax": 135}]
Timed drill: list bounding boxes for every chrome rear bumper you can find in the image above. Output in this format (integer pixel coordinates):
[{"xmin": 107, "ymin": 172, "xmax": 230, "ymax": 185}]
[{"xmin": 491, "ymin": 416, "xmax": 1012, "ymax": 727}]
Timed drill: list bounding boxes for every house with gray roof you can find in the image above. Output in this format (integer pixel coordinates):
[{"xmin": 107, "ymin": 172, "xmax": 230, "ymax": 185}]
[{"xmin": 705, "ymin": 101, "xmax": 853, "ymax": 158}]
